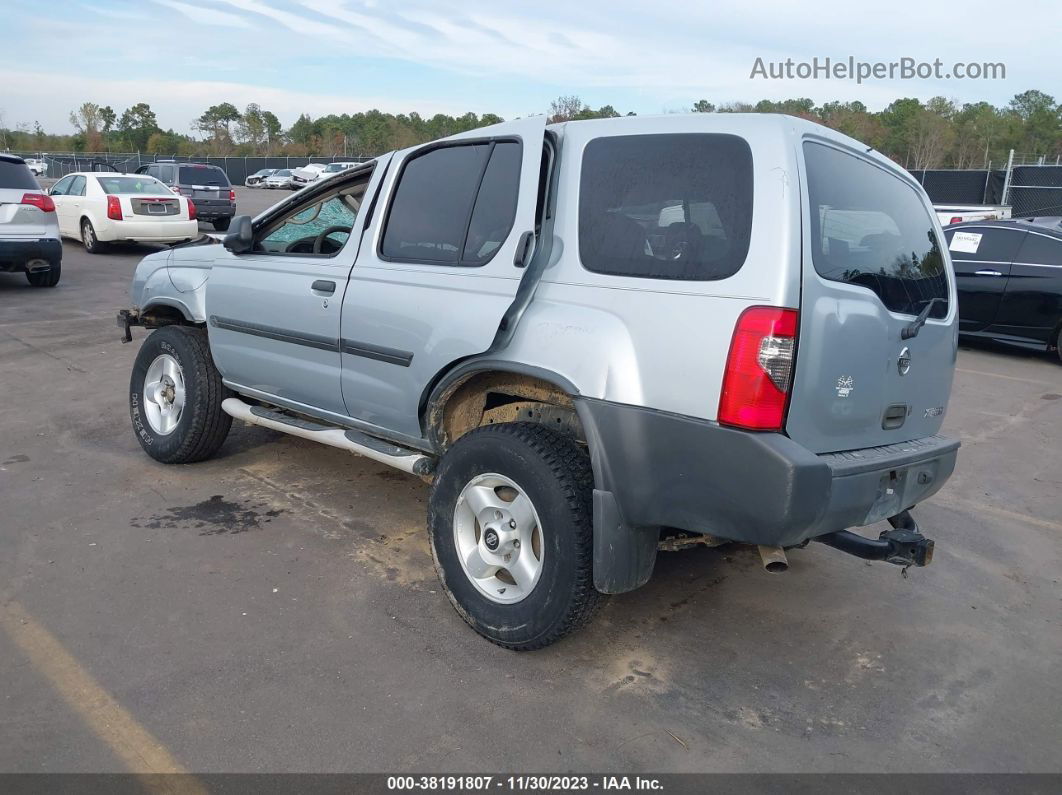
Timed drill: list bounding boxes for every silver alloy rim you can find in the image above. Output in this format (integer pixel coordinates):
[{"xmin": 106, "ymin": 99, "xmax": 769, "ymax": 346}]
[
  {"xmin": 82, "ymin": 222, "xmax": 94, "ymax": 248},
  {"xmin": 453, "ymin": 473, "xmax": 545, "ymax": 604},
  {"xmin": 142, "ymin": 354, "xmax": 186, "ymax": 435}
]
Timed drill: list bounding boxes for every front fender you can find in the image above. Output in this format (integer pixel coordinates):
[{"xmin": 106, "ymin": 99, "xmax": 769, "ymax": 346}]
[{"xmin": 130, "ymin": 247, "xmax": 215, "ymax": 323}]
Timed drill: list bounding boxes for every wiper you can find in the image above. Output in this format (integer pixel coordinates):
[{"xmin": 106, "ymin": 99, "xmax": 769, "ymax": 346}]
[{"xmin": 901, "ymin": 298, "xmax": 946, "ymax": 340}]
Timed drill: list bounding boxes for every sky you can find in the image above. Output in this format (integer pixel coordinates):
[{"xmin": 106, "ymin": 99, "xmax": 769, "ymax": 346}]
[{"xmin": 3, "ymin": 0, "xmax": 1060, "ymax": 135}]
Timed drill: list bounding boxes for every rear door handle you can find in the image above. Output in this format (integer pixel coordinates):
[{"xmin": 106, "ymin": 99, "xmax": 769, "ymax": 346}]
[
  {"xmin": 311, "ymin": 280, "xmax": 336, "ymax": 294},
  {"xmin": 974, "ymin": 269, "xmax": 1004, "ymax": 277}
]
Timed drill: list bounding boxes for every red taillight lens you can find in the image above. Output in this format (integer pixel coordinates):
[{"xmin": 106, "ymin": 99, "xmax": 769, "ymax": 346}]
[
  {"xmin": 107, "ymin": 195, "xmax": 122, "ymax": 221},
  {"xmin": 949, "ymin": 216, "xmax": 962, "ymax": 224},
  {"xmin": 718, "ymin": 307, "xmax": 799, "ymax": 431},
  {"xmin": 187, "ymin": 199, "xmax": 197, "ymax": 220},
  {"xmin": 228, "ymin": 189, "xmax": 236, "ymax": 202},
  {"xmin": 21, "ymin": 193, "xmax": 55, "ymax": 213}
]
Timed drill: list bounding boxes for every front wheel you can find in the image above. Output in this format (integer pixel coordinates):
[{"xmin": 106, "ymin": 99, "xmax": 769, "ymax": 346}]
[
  {"xmin": 129, "ymin": 325, "xmax": 232, "ymax": 464},
  {"xmin": 428, "ymin": 423, "xmax": 604, "ymax": 650}
]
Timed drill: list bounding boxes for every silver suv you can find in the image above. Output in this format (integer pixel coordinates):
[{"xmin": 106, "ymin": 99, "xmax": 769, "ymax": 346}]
[
  {"xmin": 119, "ymin": 115, "xmax": 960, "ymax": 649},
  {"xmin": 0, "ymin": 154, "xmax": 62, "ymax": 287}
]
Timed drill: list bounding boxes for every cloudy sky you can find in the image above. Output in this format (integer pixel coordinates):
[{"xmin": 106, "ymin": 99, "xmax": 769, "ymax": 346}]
[{"xmin": 3, "ymin": 0, "xmax": 1060, "ymax": 134}]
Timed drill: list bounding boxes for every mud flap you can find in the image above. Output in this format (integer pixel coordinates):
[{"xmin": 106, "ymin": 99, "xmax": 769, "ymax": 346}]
[{"xmin": 592, "ymin": 489, "xmax": 658, "ymax": 594}]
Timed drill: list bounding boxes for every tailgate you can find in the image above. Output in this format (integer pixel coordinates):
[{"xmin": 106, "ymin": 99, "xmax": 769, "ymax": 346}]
[{"xmin": 786, "ymin": 140, "xmax": 958, "ymax": 455}]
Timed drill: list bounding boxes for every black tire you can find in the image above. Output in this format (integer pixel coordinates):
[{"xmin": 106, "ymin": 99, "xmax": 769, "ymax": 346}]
[
  {"xmin": 81, "ymin": 218, "xmax": 104, "ymax": 254},
  {"xmin": 129, "ymin": 326, "xmax": 232, "ymax": 464},
  {"xmin": 212, "ymin": 217, "xmax": 231, "ymax": 231},
  {"xmin": 428, "ymin": 422, "xmax": 604, "ymax": 650},
  {"xmin": 26, "ymin": 263, "xmax": 60, "ymax": 287}
]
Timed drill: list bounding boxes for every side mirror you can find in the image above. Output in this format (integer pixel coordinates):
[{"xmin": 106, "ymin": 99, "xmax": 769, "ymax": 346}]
[{"xmin": 223, "ymin": 215, "xmax": 253, "ymax": 253}]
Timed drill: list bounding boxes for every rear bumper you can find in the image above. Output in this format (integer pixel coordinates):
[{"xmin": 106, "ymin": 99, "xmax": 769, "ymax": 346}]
[
  {"xmin": 97, "ymin": 220, "xmax": 200, "ymax": 243},
  {"xmin": 0, "ymin": 238, "xmax": 62, "ymax": 272},
  {"xmin": 190, "ymin": 202, "xmax": 235, "ymax": 220},
  {"xmin": 576, "ymin": 398, "xmax": 959, "ymax": 591}
]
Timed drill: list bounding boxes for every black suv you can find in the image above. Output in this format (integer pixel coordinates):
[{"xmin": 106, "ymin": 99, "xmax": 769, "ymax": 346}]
[{"xmin": 135, "ymin": 162, "xmax": 236, "ymax": 231}]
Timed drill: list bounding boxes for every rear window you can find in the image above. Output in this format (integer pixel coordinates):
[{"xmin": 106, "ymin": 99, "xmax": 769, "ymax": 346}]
[
  {"xmin": 97, "ymin": 176, "xmax": 168, "ymax": 195},
  {"xmin": 179, "ymin": 166, "xmax": 229, "ymax": 186},
  {"xmin": 0, "ymin": 159, "xmax": 39, "ymax": 190},
  {"xmin": 578, "ymin": 134, "xmax": 753, "ymax": 281},
  {"xmin": 804, "ymin": 142, "xmax": 948, "ymax": 318}
]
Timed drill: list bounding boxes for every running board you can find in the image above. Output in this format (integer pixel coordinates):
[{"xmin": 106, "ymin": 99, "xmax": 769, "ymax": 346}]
[{"xmin": 221, "ymin": 397, "xmax": 435, "ymax": 476}]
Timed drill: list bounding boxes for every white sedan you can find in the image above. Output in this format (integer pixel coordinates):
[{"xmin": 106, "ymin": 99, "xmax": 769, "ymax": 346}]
[{"xmin": 48, "ymin": 172, "xmax": 199, "ymax": 253}]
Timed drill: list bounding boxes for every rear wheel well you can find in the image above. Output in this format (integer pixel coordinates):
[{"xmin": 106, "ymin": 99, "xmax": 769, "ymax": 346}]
[{"xmin": 429, "ymin": 371, "xmax": 583, "ymax": 450}]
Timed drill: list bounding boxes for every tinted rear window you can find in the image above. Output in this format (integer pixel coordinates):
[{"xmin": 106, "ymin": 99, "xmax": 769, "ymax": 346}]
[
  {"xmin": 179, "ymin": 166, "xmax": 229, "ymax": 186},
  {"xmin": 97, "ymin": 176, "xmax": 169, "ymax": 194},
  {"xmin": 0, "ymin": 159, "xmax": 39, "ymax": 190},
  {"xmin": 804, "ymin": 142, "xmax": 948, "ymax": 318},
  {"xmin": 579, "ymin": 134, "xmax": 753, "ymax": 281}
]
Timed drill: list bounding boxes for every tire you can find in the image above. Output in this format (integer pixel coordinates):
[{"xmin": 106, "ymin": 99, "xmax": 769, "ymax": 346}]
[
  {"xmin": 428, "ymin": 422, "xmax": 604, "ymax": 650},
  {"xmin": 129, "ymin": 326, "xmax": 232, "ymax": 464},
  {"xmin": 81, "ymin": 218, "xmax": 103, "ymax": 254},
  {"xmin": 25, "ymin": 263, "xmax": 60, "ymax": 287},
  {"xmin": 212, "ymin": 218, "xmax": 231, "ymax": 232}
]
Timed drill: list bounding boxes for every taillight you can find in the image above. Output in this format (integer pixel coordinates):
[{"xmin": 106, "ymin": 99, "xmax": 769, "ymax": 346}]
[
  {"xmin": 187, "ymin": 199, "xmax": 197, "ymax": 221},
  {"xmin": 949, "ymin": 216, "xmax": 962, "ymax": 224},
  {"xmin": 228, "ymin": 189, "xmax": 236, "ymax": 202},
  {"xmin": 718, "ymin": 307, "xmax": 798, "ymax": 431},
  {"xmin": 21, "ymin": 193, "xmax": 55, "ymax": 213},
  {"xmin": 107, "ymin": 195, "xmax": 123, "ymax": 221}
]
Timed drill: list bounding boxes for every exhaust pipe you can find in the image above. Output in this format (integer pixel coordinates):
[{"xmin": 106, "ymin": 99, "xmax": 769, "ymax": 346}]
[
  {"xmin": 757, "ymin": 545, "xmax": 788, "ymax": 573},
  {"xmin": 26, "ymin": 259, "xmax": 51, "ymax": 273}
]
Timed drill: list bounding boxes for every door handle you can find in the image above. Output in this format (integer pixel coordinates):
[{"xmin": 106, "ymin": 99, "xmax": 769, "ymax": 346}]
[
  {"xmin": 311, "ymin": 280, "xmax": 336, "ymax": 294},
  {"xmin": 974, "ymin": 269, "xmax": 1004, "ymax": 277}
]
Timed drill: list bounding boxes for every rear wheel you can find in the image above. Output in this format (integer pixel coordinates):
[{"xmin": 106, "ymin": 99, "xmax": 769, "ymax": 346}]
[
  {"xmin": 212, "ymin": 218, "xmax": 231, "ymax": 231},
  {"xmin": 428, "ymin": 422, "xmax": 603, "ymax": 650},
  {"xmin": 129, "ymin": 326, "xmax": 232, "ymax": 464},
  {"xmin": 26, "ymin": 263, "xmax": 61, "ymax": 287},
  {"xmin": 81, "ymin": 219, "xmax": 103, "ymax": 254}
]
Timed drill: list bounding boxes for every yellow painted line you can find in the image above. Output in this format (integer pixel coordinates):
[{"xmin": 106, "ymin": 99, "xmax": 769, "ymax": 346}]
[
  {"xmin": 933, "ymin": 497, "xmax": 1062, "ymax": 533},
  {"xmin": 955, "ymin": 367, "xmax": 1058, "ymax": 386},
  {"xmin": 0, "ymin": 601, "xmax": 207, "ymax": 794}
]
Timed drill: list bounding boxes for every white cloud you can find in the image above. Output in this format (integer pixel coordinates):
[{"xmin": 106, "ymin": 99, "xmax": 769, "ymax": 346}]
[{"xmin": 153, "ymin": 0, "xmax": 254, "ymax": 29}]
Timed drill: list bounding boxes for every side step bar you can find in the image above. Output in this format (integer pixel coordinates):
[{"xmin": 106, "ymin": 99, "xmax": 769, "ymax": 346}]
[{"xmin": 221, "ymin": 397, "xmax": 435, "ymax": 476}]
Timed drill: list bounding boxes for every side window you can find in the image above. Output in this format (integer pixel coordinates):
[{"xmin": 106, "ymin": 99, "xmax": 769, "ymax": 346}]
[
  {"xmin": 1014, "ymin": 232, "xmax": 1062, "ymax": 266},
  {"xmin": 253, "ymin": 177, "xmax": 368, "ymax": 257},
  {"xmin": 945, "ymin": 227, "xmax": 1025, "ymax": 262},
  {"xmin": 161, "ymin": 165, "xmax": 175, "ymax": 183},
  {"xmin": 69, "ymin": 176, "xmax": 87, "ymax": 197},
  {"xmin": 50, "ymin": 175, "xmax": 74, "ymax": 196},
  {"xmin": 381, "ymin": 141, "xmax": 522, "ymax": 266}
]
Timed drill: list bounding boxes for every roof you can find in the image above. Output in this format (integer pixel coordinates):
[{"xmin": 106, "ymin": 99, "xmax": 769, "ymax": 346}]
[
  {"xmin": 0, "ymin": 153, "xmax": 26, "ymax": 165},
  {"xmin": 944, "ymin": 217, "xmax": 1062, "ymax": 239}
]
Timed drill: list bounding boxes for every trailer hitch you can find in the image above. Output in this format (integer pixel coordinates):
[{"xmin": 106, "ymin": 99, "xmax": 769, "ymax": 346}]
[{"xmin": 816, "ymin": 510, "xmax": 934, "ymax": 568}]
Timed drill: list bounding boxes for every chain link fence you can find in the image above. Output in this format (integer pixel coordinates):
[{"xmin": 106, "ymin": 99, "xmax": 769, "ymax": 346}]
[
  {"xmin": 11, "ymin": 152, "xmax": 372, "ymax": 185},
  {"xmin": 908, "ymin": 163, "xmax": 1062, "ymax": 218}
]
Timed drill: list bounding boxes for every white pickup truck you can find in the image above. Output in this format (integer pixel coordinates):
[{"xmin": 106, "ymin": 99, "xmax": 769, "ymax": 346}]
[{"xmin": 934, "ymin": 204, "xmax": 1011, "ymax": 226}]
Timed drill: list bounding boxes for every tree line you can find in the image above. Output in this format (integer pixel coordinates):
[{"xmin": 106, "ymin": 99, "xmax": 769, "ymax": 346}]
[{"xmin": 1, "ymin": 90, "xmax": 1059, "ymax": 170}]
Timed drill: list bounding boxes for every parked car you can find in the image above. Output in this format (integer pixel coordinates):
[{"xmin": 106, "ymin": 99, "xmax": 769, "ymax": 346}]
[
  {"xmin": 245, "ymin": 168, "xmax": 276, "ymax": 187},
  {"xmin": 119, "ymin": 114, "xmax": 959, "ymax": 649},
  {"xmin": 48, "ymin": 171, "xmax": 198, "ymax": 253},
  {"xmin": 291, "ymin": 163, "xmax": 327, "ymax": 189},
  {"xmin": 135, "ymin": 162, "xmax": 235, "ymax": 231},
  {"xmin": 945, "ymin": 217, "xmax": 1062, "ymax": 360},
  {"xmin": 935, "ymin": 204, "xmax": 1011, "ymax": 226},
  {"xmin": 263, "ymin": 169, "xmax": 295, "ymax": 190},
  {"xmin": 23, "ymin": 157, "xmax": 48, "ymax": 177},
  {"xmin": 318, "ymin": 161, "xmax": 361, "ymax": 180},
  {"xmin": 0, "ymin": 154, "xmax": 61, "ymax": 286}
]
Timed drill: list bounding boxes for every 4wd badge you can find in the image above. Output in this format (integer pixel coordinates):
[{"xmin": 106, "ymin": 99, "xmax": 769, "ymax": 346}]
[{"xmin": 836, "ymin": 375, "xmax": 854, "ymax": 398}]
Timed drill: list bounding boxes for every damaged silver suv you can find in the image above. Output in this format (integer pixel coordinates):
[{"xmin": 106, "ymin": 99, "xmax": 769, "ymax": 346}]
[{"xmin": 119, "ymin": 114, "xmax": 960, "ymax": 649}]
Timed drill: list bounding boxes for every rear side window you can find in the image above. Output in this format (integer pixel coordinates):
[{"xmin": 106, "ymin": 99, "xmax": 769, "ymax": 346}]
[
  {"xmin": 381, "ymin": 141, "xmax": 521, "ymax": 266},
  {"xmin": 944, "ymin": 227, "xmax": 1025, "ymax": 262},
  {"xmin": 579, "ymin": 134, "xmax": 753, "ymax": 281},
  {"xmin": 0, "ymin": 159, "xmax": 39, "ymax": 190},
  {"xmin": 179, "ymin": 166, "xmax": 229, "ymax": 186},
  {"xmin": 804, "ymin": 141, "xmax": 948, "ymax": 318},
  {"xmin": 1013, "ymin": 232, "xmax": 1062, "ymax": 266}
]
